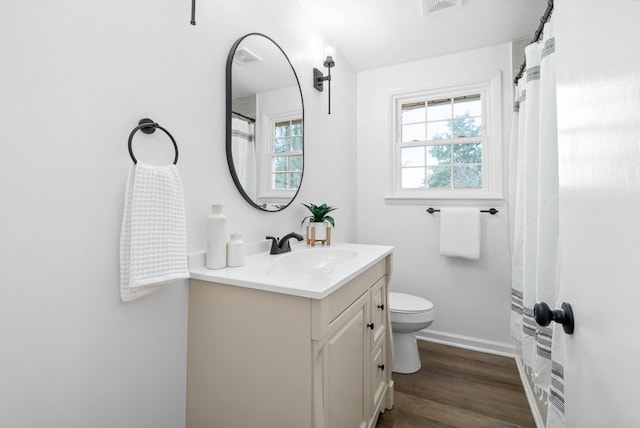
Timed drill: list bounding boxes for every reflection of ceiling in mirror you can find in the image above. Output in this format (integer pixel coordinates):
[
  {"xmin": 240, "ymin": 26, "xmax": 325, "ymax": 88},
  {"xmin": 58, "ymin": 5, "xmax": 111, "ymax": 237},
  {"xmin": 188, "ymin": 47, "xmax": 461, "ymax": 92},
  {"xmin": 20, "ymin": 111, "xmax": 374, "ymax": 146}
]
[{"xmin": 232, "ymin": 35, "xmax": 299, "ymax": 98}]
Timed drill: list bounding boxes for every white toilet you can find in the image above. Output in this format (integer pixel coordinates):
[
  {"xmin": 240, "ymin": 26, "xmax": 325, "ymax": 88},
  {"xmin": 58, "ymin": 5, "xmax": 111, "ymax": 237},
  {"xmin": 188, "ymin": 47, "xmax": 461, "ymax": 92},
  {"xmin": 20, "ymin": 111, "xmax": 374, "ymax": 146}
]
[{"xmin": 389, "ymin": 292, "xmax": 435, "ymax": 374}]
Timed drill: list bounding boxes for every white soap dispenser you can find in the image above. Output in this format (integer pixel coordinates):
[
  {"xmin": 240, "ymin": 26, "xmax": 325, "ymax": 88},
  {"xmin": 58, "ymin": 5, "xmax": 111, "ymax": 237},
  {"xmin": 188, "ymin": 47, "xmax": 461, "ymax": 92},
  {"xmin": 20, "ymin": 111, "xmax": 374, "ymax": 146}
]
[
  {"xmin": 227, "ymin": 233, "xmax": 245, "ymax": 267},
  {"xmin": 206, "ymin": 204, "xmax": 227, "ymax": 269}
]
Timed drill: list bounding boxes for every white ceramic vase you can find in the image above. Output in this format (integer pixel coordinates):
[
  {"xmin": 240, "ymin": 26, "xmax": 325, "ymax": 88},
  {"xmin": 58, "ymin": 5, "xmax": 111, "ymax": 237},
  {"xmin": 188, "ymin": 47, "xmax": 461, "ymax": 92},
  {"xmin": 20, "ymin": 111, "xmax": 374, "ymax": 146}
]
[
  {"xmin": 227, "ymin": 233, "xmax": 245, "ymax": 267},
  {"xmin": 206, "ymin": 204, "xmax": 227, "ymax": 269}
]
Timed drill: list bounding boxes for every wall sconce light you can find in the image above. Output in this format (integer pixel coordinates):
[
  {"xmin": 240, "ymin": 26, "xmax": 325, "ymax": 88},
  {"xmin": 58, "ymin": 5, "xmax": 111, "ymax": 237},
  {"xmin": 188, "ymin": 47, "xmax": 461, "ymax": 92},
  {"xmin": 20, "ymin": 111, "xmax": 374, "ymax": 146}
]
[{"xmin": 313, "ymin": 47, "xmax": 336, "ymax": 114}]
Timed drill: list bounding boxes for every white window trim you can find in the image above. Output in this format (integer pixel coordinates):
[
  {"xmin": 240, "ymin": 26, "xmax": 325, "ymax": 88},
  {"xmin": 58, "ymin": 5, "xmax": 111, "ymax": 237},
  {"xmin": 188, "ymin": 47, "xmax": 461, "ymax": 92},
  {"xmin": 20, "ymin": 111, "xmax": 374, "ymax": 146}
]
[
  {"xmin": 257, "ymin": 110, "xmax": 303, "ymax": 204},
  {"xmin": 385, "ymin": 72, "xmax": 503, "ymax": 203}
]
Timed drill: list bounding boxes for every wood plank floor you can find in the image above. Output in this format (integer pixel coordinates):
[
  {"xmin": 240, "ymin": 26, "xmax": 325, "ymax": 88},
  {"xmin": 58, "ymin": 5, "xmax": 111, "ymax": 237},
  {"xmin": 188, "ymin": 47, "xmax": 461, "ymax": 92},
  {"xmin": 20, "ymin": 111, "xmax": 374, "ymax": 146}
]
[{"xmin": 376, "ymin": 340, "xmax": 535, "ymax": 428}]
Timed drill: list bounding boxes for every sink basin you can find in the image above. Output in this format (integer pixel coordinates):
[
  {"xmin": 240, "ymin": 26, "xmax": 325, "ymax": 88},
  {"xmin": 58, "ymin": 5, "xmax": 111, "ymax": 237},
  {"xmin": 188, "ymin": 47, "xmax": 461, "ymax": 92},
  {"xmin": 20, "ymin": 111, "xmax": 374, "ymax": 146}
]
[{"xmin": 274, "ymin": 248, "xmax": 358, "ymax": 273}]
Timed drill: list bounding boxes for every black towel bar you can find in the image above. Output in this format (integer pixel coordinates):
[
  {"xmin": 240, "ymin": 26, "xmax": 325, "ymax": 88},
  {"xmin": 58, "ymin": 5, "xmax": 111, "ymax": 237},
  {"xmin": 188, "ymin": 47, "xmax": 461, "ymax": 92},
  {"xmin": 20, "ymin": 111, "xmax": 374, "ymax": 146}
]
[
  {"xmin": 127, "ymin": 118, "xmax": 179, "ymax": 165},
  {"xmin": 426, "ymin": 207, "xmax": 498, "ymax": 215}
]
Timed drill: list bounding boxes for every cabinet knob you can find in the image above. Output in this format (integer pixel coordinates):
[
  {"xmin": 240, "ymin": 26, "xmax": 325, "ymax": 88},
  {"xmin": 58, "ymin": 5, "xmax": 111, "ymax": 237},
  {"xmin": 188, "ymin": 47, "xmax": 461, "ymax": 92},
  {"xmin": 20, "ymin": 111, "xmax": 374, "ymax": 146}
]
[
  {"xmin": 367, "ymin": 323, "xmax": 375, "ymax": 330},
  {"xmin": 378, "ymin": 364, "xmax": 385, "ymax": 371},
  {"xmin": 377, "ymin": 304, "xmax": 384, "ymax": 310}
]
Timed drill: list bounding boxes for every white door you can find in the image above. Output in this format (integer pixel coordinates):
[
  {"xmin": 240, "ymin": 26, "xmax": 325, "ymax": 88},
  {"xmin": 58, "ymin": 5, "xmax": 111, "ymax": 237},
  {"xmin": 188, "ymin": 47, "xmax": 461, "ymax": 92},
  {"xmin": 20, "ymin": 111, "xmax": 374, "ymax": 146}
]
[{"xmin": 555, "ymin": 1, "xmax": 640, "ymax": 425}]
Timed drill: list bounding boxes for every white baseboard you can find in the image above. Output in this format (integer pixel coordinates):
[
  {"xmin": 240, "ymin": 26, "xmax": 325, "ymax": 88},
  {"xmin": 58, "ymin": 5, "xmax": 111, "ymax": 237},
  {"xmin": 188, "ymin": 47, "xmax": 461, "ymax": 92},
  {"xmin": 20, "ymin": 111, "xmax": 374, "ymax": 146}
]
[
  {"xmin": 415, "ymin": 329, "xmax": 515, "ymax": 358},
  {"xmin": 515, "ymin": 356, "xmax": 546, "ymax": 428}
]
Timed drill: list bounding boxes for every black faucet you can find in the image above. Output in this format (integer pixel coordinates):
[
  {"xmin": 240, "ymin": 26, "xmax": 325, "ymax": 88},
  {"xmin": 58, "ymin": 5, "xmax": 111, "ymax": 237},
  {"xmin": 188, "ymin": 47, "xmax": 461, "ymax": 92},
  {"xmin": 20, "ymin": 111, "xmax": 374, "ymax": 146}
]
[{"xmin": 266, "ymin": 233, "xmax": 304, "ymax": 255}]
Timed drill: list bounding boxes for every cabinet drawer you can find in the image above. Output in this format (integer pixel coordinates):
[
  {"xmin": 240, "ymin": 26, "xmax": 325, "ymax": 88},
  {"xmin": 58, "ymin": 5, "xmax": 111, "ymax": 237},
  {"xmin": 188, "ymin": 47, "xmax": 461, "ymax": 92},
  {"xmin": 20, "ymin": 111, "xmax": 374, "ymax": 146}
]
[
  {"xmin": 370, "ymin": 277, "xmax": 386, "ymax": 351},
  {"xmin": 370, "ymin": 340, "xmax": 387, "ymax": 412},
  {"xmin": 312, "ymin": 258, "xmax": 386, "ymax": 340}
]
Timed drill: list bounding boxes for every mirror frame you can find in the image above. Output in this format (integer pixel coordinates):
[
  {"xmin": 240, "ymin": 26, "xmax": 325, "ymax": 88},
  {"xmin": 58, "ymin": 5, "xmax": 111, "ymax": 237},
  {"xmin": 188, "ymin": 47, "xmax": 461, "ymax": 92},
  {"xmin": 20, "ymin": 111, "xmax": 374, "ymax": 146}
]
[{"xmin": 225, "ymin": 32, "xmax": 305, "ymax": 212}]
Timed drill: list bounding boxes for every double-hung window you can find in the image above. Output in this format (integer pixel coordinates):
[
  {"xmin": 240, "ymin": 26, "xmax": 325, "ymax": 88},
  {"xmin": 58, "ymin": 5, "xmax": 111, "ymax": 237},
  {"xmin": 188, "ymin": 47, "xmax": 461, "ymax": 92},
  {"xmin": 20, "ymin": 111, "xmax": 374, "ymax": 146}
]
[
  {"xmin": 257, "ymin": 112, "xmax": 303, "ymax": 205},
  {"xmin": 272, "ymin": 118, "xmax": 303, "ymax": 190},
  {"xmin": 390, "ymin": 73, "xmax": 503, "ymax": 201}
]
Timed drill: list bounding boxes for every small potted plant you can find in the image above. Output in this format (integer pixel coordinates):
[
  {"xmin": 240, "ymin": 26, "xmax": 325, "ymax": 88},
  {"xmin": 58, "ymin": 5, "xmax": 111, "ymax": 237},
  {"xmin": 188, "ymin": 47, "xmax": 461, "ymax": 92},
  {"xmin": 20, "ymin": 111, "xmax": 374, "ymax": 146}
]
[{"xmin": 301, "ymin": 203, "xmax": 337, "ymax": 245}]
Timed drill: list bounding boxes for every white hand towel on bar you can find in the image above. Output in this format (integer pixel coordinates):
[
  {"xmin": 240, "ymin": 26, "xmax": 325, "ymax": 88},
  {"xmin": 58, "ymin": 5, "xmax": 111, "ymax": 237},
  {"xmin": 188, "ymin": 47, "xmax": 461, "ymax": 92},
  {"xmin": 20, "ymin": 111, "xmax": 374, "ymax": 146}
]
[
  {"xmin": 439, "ymin": 207, "xmax": 481, "ymax": 260},
  {"xmin": 119, "ymin": 162, "xmax": 190, "ymax": 302}
]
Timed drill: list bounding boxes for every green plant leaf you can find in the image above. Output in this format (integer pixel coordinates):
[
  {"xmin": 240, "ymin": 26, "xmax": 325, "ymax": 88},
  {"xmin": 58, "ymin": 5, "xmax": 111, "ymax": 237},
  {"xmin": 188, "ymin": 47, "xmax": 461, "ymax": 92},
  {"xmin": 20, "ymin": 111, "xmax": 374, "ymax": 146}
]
[
  {"xmin": 324, "ymin": 215, "xmax": 335, "ymax": 227},
  {"xmin": 301, "ymin": 203, "xmax": 338, "ymax": 227}
]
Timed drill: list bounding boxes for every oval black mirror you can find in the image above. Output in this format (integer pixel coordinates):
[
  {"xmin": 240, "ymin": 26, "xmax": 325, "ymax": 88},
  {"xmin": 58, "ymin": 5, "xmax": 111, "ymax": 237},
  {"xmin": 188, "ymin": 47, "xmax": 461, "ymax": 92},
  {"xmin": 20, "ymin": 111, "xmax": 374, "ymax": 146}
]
[{"xmin": 226, "ymin": 33, "xmax": 304, "ymax": 212}]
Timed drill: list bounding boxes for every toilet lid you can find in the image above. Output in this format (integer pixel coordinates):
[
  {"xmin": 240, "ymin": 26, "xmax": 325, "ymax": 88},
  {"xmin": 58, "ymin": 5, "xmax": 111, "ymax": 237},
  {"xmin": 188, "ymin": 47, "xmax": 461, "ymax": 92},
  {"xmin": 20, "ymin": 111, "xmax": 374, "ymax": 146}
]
[{"xmin": 389, "ymin": 292, "xmax": 434, "ymax": 314}]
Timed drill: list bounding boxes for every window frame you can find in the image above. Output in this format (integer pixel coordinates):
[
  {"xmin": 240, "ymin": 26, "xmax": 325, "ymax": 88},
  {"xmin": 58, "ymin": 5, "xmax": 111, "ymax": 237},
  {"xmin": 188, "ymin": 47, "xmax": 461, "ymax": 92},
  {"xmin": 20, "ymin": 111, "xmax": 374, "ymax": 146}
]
[
  {"xmin": 387, "ymin": 72, "xmax": 503, "ymax": 202},
  {"xmin": 257, "ymin": 110, "xmax": 303, "ymax": 203}
]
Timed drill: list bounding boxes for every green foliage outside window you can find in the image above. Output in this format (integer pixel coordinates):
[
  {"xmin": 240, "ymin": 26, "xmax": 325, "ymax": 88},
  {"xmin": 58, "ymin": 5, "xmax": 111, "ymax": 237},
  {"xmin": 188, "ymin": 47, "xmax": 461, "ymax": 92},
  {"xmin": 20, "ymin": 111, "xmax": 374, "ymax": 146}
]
[{"xmin": 426, "ymin": 113, "xmax": 482, "ymax": 189}]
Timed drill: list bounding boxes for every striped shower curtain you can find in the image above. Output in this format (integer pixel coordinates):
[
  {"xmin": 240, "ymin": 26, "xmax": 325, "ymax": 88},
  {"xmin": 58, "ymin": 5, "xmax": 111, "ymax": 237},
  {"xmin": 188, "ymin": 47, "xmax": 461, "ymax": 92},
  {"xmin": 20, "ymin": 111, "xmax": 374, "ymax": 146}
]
[
  {"xmin": 509, "ymin": 20, "xmax": 566, "ymax": 427},
  {"xmin": 231, "ymin": 117, "xmax": 257, "ymax": 201}
]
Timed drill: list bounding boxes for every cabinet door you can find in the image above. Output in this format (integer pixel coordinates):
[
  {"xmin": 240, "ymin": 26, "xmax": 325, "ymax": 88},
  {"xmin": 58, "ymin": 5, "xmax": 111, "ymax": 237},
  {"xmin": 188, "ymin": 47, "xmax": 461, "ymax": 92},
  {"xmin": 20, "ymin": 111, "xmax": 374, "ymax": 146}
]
[
  {"xmin": 326, "ymin": 297, "xmax": 368, "ymax": 428},
  {"xmin": 370, "ymin": 278, "xmax": 386, "ymax": 350}
]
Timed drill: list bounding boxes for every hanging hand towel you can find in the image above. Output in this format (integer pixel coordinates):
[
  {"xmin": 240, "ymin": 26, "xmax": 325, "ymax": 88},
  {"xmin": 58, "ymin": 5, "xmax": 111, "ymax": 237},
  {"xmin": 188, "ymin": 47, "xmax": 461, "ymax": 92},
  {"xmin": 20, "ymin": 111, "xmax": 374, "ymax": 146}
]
[
  {"xmin": 439, "ymin": 207, "xmax": 481, "ymax": 260},
  {"xmin": 119, "ymin": 162, "xmax": 189, "ymax": 302}
]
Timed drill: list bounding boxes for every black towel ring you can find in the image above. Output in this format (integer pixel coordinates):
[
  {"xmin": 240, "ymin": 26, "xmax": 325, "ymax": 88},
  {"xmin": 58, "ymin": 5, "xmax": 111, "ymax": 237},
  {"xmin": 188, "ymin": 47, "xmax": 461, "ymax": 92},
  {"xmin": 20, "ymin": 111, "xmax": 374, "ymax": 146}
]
[{"xmin": 128, "ymin": 118, "xmax": 179, "ymax": 165}]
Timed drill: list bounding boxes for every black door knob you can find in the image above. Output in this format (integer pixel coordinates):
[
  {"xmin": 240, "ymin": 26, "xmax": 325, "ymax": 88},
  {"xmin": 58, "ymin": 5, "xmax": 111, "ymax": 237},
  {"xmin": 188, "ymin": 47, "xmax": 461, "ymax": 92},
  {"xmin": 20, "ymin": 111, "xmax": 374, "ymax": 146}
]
[
  {"xmin": 534, "ymin": 302, "xmax": 575, "ymax": 335},
  {"xmin": 367, "ymin": 323, "xmax": 375, "ymax": 330}
]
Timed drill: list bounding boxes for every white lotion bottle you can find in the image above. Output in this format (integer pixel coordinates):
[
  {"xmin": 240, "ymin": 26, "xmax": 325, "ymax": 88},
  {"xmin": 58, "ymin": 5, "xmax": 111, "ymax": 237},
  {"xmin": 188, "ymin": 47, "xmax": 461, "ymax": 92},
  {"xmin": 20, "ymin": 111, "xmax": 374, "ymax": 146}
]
[
  {"xmin": 206, "ymin": 204, "xmax": 227, "ymax": 269},
  {"xmin": 227, "ymin": 233, "xmax": 245, "ymax": 267}
]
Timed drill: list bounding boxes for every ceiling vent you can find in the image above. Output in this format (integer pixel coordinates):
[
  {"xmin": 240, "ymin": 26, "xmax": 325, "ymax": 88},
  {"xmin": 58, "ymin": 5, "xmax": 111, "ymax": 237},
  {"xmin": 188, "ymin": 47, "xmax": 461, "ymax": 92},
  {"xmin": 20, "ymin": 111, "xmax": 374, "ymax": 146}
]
[
  {"xmin": 233, "ymin": 47, "xmax": 262, "ymax": 65},
  {"xmin": 420, "ymin": 0, "xmax": 461, "ymax": 15}
]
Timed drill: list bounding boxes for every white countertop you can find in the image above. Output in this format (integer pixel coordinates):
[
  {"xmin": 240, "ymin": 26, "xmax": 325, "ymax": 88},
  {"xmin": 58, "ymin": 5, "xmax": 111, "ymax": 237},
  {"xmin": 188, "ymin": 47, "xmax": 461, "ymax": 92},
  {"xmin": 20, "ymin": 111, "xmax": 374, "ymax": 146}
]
[{"xmin": 188, "ymin": 242, "xmax": 394, "ymax": 299}]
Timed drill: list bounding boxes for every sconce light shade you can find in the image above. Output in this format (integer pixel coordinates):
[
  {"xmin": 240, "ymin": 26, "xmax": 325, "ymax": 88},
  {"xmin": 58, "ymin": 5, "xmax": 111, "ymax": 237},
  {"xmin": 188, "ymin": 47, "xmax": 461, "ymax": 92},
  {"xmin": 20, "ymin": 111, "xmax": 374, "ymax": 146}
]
[{"xmin": 313, "ymin": 49, "xmax": 336, "ymax": 114}]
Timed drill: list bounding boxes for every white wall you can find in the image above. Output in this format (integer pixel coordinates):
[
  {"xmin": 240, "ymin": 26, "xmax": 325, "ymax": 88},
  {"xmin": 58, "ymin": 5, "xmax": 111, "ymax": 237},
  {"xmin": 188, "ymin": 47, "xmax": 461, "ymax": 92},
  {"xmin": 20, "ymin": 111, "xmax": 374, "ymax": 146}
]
[
  {"xmin": 356, "ymin": 44, "xmax": 514, "ymax": 353},
  {"xmin": 0, "ymin": 1, "xmax": 356, "ymax": 426}
]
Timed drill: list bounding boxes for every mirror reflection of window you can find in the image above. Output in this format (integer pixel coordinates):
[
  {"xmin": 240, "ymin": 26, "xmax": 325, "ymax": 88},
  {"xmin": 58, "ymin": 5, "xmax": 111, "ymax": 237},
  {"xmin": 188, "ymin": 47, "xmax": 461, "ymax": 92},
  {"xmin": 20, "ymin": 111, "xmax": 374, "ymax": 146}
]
[{"xmin": 272, "ymin": 118, "xmax": 303, "ymax": 190}]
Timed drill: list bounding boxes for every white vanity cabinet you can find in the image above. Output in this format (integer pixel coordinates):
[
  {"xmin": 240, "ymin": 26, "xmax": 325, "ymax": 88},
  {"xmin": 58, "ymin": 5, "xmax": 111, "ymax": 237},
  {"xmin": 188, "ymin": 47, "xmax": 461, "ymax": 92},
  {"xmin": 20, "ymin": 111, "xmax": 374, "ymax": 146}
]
[{"xmin": 186, "ymin": 254, "xmax": 394, "ymax": 428}]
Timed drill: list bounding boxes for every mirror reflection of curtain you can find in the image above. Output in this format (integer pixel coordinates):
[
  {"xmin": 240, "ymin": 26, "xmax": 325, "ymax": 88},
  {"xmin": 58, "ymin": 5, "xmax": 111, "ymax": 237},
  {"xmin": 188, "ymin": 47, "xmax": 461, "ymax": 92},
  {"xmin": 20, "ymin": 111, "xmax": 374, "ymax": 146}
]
[{"xmin": 231, "ymin": 117, "xmax": 257, "ymax": 201}]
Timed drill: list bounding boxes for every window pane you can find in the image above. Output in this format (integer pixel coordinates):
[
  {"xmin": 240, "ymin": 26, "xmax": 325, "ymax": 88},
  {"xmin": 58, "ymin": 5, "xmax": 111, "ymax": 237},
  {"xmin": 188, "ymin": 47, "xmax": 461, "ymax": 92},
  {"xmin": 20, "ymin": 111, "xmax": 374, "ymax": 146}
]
[
  {"xmin": 427, "ymin": 145, "xmax": 451, "ymax": 165},
  {"xmin": 274, "ymin": 138, "xmax": 288, "ymax": 153},
  {"xmin": 427, "ymin": 98, "xmax": 451, "ymax": 121},
  {"xmin": 291, "ymin": 120, "xmax": 302, "ymax": 136},
  {"xmin": 289, "ymin": 155, "xmax": 303, "ymax": 171},
  {"xmin": 453, "ymin": 143, "xmax": 482, "ymax": 164},
  {"xmin": 453, "ymin": 117, "xmax": 482, "ymax": 137},
  {"xmin": 273, "ymin": 173, "xmax": 287, "ymax": 189},
  {"xmin": 453, "ymin": 95, "xmax": 481, "ymax": 117},
  {"xmin": 401, "ymin": 147, "xmax": 425, "ymax": 167},
  {"xmin": 402, "ymin": 123, "xmax": 425, "ymax": 142},
  {"xmin": 401, "ymin": 102, "xmax": 425, "ymax": 124},
  {"xmin": 289, "ymin": 172, "xmax": 302, "ymax": 188},
  {"xmin": 273, "ymin": 156, "xmax": 288, "ymax": 172},
  {"xmin": 427, "ymin": 166, "xmax": 451, "ymax": 188},
  {"xmin": 291, "ymin": 136, "xmax": 303, "ymax": 151},
  {"xmin": 275, "ymin": 121, "xmax": 291, "ymax": 136},
  {"xmin": 453, "ymin": 165, "xmax": 482, "ymax": 188},
  {"xmin": 427, "ymin": 120, "xmax": 452, "ymax": 140},
  {"xmin": 402, "ymin": 167, "xmax": 426, "ymax": 189}
]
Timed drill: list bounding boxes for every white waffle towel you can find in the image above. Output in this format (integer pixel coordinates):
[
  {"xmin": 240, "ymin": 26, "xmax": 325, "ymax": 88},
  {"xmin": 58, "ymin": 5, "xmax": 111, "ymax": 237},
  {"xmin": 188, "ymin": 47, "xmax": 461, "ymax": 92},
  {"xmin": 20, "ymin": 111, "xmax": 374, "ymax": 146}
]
[
  {"xmin": 119, "ymin": 162, "xmax": 189, "ymax": 302},
  {"xmin": 439, "ymin": 207, "xmax": 481, "ymax": 260}
]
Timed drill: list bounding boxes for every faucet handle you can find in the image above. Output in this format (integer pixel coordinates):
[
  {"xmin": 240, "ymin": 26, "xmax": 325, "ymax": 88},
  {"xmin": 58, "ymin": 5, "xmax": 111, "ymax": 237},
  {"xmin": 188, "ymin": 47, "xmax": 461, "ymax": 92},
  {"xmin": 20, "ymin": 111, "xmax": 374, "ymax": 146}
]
[{"xmin": 266, "ymin": 236, "xmax": 280, "ymax": 254}]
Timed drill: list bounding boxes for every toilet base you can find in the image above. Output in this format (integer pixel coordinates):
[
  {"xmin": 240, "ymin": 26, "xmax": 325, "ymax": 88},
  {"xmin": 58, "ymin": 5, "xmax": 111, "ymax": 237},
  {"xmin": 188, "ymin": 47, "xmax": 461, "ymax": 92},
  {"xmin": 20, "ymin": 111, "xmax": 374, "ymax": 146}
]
[{"xmin": 392, "ymin": 331, "xmax": 421, "ymax": 374}]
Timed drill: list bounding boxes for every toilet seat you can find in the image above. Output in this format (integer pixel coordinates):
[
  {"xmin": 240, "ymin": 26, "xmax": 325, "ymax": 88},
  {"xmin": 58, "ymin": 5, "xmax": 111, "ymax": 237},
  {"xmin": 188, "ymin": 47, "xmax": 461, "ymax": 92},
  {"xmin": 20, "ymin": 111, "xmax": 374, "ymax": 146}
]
[{"xmin": 389, "ymin": 292, "xmax": 434, "ymax": 314}]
